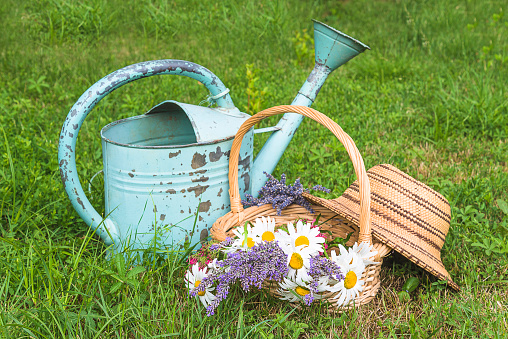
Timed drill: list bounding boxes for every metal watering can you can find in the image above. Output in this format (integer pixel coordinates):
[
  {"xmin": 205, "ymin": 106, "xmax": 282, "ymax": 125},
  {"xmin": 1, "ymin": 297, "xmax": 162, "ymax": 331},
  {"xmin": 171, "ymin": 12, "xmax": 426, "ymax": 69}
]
[{"xmin": 58, "ymin": 20, "xmax": 369, "ymax": 253}]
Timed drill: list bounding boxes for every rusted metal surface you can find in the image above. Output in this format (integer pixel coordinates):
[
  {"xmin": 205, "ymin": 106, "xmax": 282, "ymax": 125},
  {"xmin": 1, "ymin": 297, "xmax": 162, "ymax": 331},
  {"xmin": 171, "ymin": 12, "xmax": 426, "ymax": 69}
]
[
  {"xmin": 102, "ymin": 125, "xmax": 253, "ymax": 250},
  {"xmin": 58, "ymin": 60, "xmax": 247, "ymax": 247}
]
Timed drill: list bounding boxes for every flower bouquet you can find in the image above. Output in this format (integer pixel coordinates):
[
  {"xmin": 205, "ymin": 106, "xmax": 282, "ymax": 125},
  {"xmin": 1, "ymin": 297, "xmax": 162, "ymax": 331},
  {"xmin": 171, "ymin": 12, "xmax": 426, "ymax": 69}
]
[{"xmin": 186, "ymin": 216, "xmax": 378, "ymax": 316}]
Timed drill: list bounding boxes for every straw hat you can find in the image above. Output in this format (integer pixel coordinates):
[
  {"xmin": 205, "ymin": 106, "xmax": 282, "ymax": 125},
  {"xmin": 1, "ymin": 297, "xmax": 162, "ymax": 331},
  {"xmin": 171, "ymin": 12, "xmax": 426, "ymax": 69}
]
[{"xmin": 303, "ymin": 164, "xmax": 459, "ymax": 291}]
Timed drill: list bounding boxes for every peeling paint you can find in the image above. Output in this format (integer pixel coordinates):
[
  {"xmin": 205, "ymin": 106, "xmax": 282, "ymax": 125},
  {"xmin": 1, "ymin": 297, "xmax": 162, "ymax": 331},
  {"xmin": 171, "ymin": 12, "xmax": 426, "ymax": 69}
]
[
  {"xmin": 77, "ymin": 197, "xmax": 85, "ymax": 209},
  {"xmin": 166, "ymin": 189, "xmax": 176, "ymax": 194},
  {"xmin": 187, "ymin": 184, "xmax": 209, "ymax": 197},
  {"xmin": 217, "ymin": 188, "xmax": 223, "ymax": 197},
  {"xmin": 200, "ymin": 229, "xmax": 208, "ymax": 242},
  {"xmin": 191, "ymin": 176, "xmax": 209, "ymax": 183},
  {"xmin": 199, "ymin": 200, "xmax": 211, "ymax": 212},
  {"xmin": 128, "ymin": 173, "xmax": 134, "ymax": 178},
  {"xmin": 59, "ymin": 169, "xmax": 67, "ymax": 187},
  {"xmin": 241, "ymin": 172, "xmax": 250, "ymax": 192},
  {"xmin": 238, "ymin": 155, "xmax": 251, "ymax": 171},
  {"xmin": 160, "ymin": 214, "xmax": 166, "ymax": 221},
  {"xmin": 191, "ymin": 152, "xmax": 207, "ymax": 169},
  {"xmin": 209, "ymin": 146, "xmax": 224, "ymax": 162},
  {"xmin": 169, "ymin": 150, "xmax": 181, "ymax": 158}
]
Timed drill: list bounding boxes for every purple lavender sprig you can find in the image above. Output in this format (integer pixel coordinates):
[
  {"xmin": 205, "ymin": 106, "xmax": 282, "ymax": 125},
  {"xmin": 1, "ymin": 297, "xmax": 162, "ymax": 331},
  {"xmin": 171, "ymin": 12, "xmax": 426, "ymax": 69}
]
[
  {"xmin": 209, "ymin": 237, "xmax": 234, "ymax": 251},
  {"xmin": 303, "ymin": 255, "xmax": 344, "ymax": 306},
  {"xmin": 242, "ymin": 172, "xmax": 330, "ymax": 215},
  {"xmin": 189, "ymin": 240, "xmax": 288, "ymax": 316}
]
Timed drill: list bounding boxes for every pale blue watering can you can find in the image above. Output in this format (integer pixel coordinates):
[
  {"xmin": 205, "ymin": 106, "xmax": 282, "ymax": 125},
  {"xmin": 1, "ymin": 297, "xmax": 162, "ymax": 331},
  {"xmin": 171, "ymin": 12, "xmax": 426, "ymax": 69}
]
[{"xmin": 58, "ymin": 20, "xmax": 369, "ymax": 253}]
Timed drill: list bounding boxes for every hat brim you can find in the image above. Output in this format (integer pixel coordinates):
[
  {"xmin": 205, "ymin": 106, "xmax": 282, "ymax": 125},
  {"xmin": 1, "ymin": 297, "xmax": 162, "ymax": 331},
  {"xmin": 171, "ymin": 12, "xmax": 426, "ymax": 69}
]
[{"xmin": 303, "ymin": 164, "xmax": 459, "ymax": 291}]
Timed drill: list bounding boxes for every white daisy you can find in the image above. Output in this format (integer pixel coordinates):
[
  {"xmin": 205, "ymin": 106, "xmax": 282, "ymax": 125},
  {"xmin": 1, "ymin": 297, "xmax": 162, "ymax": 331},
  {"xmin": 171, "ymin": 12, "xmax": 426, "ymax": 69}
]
[
  {"xmin": 185, "ymin": 263, "xmax": 216, "ymax": 307},
  {"xmin": 206, "ymin": 258, "xmax": 219, "ymax": 272},
  {"xmin": 327, "ymin": 247, "xmax": 366, "ymax": 307},
  {"xmin": 207, "ymin": 258, "xmax": 230, "ymax": 274},
  {"xmin": 250, "ymin": 216, "xmax": 279, "ymax": 243},
  {"xmin": 228, "ymin": 223, "xmax": 258, "ymax": 251},
  {"xmin": 281, "ymin": 242, "xmax": 315, "ymax": 281},
  {"xmin": 351, "ymin": 242, "xmax": 379, "ymax": 266},
  {"xmin": 277, "ymin": 219, "xmax": 324, "ymax": 255},
  {"xmin": 334, "ymin": 244, "xmax": 365, "ymax": 268},
  {"xmin": 277, "ymin": 276, "xmax": 328, "ymax": 303}
]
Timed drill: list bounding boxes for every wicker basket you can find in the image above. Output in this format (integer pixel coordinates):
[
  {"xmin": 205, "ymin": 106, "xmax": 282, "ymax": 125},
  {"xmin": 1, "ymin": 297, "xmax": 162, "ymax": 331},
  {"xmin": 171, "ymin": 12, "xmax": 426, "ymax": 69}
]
[{"xmin": 210, "ymin": 105, "xmax": 392, "ymax": 310}]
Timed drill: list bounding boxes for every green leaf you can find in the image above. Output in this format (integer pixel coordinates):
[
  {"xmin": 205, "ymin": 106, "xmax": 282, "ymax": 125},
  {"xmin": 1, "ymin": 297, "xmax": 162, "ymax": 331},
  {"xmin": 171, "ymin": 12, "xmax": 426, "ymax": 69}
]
[
  {"xmin": 496, "ymin": 199, "xmax": 508, "ymax": 215},
  {"xmin": 127, "ymin": 266, "xmax": 146, "ymax": 278},
  {"xmin": 115, "ymin": 253, "xmax": 126, "ymax": 277},
  {"xmin": 401, "ymin": 277, "xmax": 420, "ymax": 293},
  {"xmin": 236, "ymin": 301, "xmax": 244, "ymax": 338},
  {"xmin": 126, "ymin": 279, "xmax": 140, "ymax": 288},
  {"xmin": 91, "ymin": 266, "xmax": 116, "ymax": 277},
  {"xmin": 110, "ymin": 281, "xmax": 123, "ymax": 294}
]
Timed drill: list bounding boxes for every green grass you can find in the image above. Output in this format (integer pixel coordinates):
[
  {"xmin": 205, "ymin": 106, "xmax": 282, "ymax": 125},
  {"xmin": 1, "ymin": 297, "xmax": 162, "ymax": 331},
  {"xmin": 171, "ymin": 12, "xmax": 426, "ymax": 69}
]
[{"xmin": 1, "ymin": 0, "xmax": 507, "ymax": 337}]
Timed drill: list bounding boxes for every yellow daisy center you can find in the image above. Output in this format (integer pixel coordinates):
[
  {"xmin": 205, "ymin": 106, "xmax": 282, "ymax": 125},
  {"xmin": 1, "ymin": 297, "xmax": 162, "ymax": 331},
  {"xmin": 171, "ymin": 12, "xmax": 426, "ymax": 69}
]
[
  {"xmin": 262, "ymin": 231, "xmax": 275, "ymax": 242},
  {"xmin": 289, "ymin": 253, "xmax": 304, "ymax": 269},
  {"xmin": 242, "ymin": 237, "xmax": 255, "ymax": 248},
  {"xmin": 344, "ymin": 271, "xmax": 358, "ymax": 289},
  {"xmin": 194, "ymin": 280, "xmax": 205, "ymax": 296},
  {"xmin": 295, "ymin": 235, "xmax": 309, "ymax": 247},
  {"xmin": 295, "ymin": 286, "xmax": 310, "ymax": 296}
]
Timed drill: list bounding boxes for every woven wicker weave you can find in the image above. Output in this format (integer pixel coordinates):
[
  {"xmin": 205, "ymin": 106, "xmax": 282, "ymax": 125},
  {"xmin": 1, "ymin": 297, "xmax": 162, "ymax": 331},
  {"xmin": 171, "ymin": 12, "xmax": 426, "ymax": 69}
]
[{"xmin": 210, "ymin": 105, "xmax": 392, "ymax": 310}]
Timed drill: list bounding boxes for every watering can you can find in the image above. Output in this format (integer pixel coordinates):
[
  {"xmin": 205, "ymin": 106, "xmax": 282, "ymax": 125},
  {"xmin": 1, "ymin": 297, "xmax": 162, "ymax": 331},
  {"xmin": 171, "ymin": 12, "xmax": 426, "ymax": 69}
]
[{"xmin": 58, "ymin": 20, "xmax": 370, "ymax": 253}]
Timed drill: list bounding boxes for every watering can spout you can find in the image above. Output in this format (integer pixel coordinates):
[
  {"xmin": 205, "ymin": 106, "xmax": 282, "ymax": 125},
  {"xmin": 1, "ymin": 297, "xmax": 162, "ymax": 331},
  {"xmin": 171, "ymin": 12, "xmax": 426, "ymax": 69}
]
[
  {"xmin": 312, "ymin": 19, "xmax": 370, "ymax": 71},
  {"xmin": 250, "ymin": 20, "xmax": 370, "ymax": 196}
]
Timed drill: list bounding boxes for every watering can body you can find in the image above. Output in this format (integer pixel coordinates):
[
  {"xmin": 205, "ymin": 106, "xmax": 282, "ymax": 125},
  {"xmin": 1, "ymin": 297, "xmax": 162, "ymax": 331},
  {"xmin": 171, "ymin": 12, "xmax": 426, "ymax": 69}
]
[
  {"xmin": 100, "ymin": 101, "xmax": 253, "ymax": 251},
  {"xmin": 58, "ymin": 20, "xmax": 370, "ymax": 255}
]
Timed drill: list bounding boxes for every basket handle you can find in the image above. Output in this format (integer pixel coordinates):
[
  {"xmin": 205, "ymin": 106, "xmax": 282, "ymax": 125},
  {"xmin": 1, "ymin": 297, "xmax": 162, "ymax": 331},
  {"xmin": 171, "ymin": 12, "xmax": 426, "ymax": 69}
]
[{"xmin": 228, "ymin": 105, "xmax": 372, "ymax": 244}]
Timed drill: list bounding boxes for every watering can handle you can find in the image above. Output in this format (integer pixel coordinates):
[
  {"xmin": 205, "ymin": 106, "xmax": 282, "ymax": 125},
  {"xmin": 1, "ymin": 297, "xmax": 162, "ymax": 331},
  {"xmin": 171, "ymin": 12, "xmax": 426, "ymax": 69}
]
[{"xmin": 58, "ymin": 60, "xmax": 236, "ymax": 245}]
